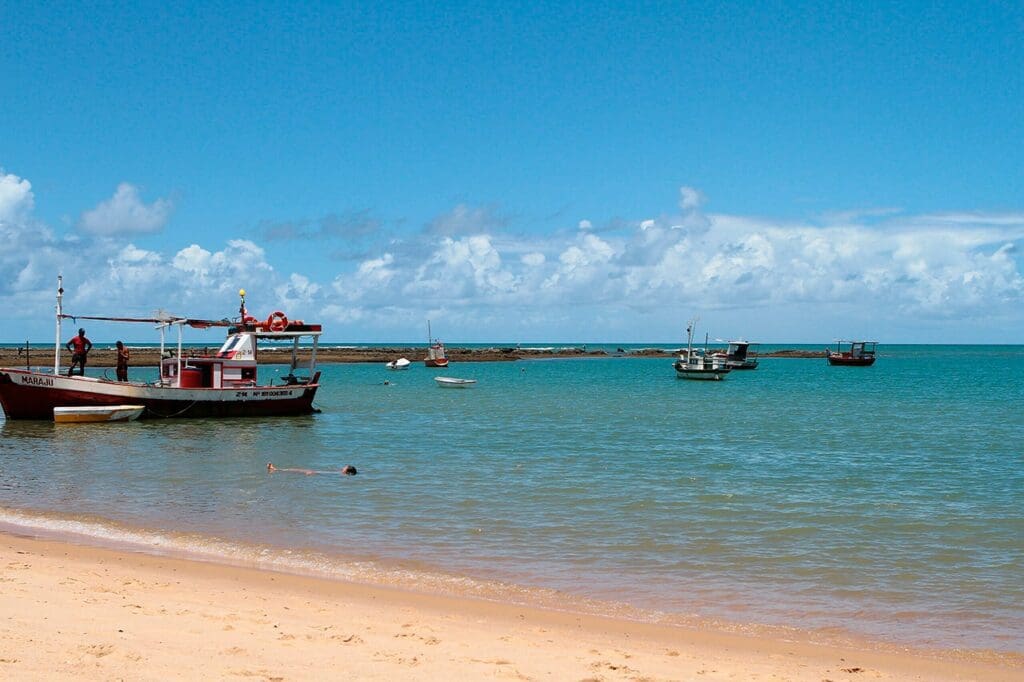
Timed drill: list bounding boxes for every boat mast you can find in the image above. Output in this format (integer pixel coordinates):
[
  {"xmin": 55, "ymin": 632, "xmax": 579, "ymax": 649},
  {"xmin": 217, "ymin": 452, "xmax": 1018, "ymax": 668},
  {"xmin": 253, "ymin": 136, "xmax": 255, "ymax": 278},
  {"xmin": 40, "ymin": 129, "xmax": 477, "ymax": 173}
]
[{"xmin": 54, "ymin": 275, "xmax": 63, "ymax": 374}]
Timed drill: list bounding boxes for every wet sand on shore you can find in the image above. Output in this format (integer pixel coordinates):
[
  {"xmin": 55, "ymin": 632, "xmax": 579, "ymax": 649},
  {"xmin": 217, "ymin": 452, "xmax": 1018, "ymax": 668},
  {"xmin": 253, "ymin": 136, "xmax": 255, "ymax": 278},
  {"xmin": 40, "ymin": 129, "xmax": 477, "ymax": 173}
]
[{"xmin": 0, "ymin": 531, "xmax": 1016, "ymax": 681}]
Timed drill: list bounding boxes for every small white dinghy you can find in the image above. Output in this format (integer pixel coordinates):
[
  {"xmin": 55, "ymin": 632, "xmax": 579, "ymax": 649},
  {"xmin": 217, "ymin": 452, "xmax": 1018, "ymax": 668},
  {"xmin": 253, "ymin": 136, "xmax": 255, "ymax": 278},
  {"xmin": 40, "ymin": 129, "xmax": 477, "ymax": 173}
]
[
  {"xmin": 386, "ymin": 358, "xmax": 411, "ymax": 370},
  {"xmin": 54, "ymin": 405, "xmax": 145, "ymax": 424},
  {"xmin": 434, "ymin": 377, "xmax": 477, "ymax": 388}
]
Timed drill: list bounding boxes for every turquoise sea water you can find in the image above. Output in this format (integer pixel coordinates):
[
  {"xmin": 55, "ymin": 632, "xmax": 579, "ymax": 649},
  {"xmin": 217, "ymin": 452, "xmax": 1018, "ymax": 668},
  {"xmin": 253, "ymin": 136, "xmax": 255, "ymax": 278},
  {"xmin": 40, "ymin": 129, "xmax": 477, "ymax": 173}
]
[{"xmin": 1, "ymin": 345, "xmax": 1022, "ymax": 653}]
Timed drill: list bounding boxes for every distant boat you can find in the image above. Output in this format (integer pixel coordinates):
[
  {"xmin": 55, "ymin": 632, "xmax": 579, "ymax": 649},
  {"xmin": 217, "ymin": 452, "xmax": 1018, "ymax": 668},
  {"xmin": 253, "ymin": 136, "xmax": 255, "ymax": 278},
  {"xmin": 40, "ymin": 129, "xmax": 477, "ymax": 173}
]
[
  {"xmin": 673, "ymin": 320, "xmax": 731, "ymax": 381},
  {"xmin": 424, "ymin": 320, "xmax": 449, "ymax": 367},
  {"xmin": 712, "ymin": 340, "xmax": 759, "ymax": 370},
  {"xmin": 54, "ymin": 405, "xmax": 144, "ymax": 423},
  {"xmin": 434, "ymin": 376, "xmax": 476, "ymax": 388},
  {"xmin": 827, "ymin": 340, "xmax": 877, "ymax": 366},
  {"xmin": 386, "ymin": 358, "xmax": 411, "ymax": 370}
]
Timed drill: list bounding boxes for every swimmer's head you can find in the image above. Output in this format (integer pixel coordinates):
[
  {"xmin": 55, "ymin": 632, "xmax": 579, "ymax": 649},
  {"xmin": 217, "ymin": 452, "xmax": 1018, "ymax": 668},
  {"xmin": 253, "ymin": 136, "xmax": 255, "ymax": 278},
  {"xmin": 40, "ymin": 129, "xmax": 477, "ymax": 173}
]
[{"xmin": 341, "ymin": 465, "xmax": 357, "ymax": 476}]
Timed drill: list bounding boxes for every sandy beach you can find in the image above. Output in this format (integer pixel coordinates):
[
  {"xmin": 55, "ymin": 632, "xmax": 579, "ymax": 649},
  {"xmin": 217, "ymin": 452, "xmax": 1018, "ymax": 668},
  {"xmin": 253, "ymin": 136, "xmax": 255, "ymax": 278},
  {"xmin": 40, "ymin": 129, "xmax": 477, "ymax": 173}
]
[{"xmin": 0, "ymin": 532, "xmax": 1016, "ymax": 681}]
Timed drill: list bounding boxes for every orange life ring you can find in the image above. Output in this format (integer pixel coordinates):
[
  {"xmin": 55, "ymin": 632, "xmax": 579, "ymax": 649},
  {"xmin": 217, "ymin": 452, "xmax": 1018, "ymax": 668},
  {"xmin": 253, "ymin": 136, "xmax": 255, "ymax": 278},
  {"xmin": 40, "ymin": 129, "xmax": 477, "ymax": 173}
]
[
  {"xmin": 265, "ymin": 311, "xmax": 288, "ymax": 332},
  {"xmin": 242, "ymin": 315, "xmax": 258, "ymax": 326}
]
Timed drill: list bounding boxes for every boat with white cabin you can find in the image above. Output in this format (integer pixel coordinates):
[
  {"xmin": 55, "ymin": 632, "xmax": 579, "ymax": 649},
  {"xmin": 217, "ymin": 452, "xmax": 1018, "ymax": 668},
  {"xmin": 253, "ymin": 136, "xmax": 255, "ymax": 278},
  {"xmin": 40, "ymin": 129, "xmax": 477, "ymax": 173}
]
[
  {"xmin": 673, "ymin": 320, "xmax": 731, "ymax": 381},
  {"xmin": 711, "ymin": 340, "xmax": 759, "ymax": 370},
  {"xmin": 0, "ymin": 278, "xmax": 323, "ymax": 420}
]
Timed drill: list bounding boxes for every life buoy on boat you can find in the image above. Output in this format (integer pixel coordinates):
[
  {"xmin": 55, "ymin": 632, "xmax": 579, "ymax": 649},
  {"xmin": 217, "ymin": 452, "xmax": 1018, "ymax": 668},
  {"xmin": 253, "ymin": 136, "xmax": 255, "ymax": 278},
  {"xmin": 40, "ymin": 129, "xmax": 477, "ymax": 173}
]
[
  {"xmin": 266, "ymin": 311, "xmax": 289, "ymax": 332},
  {"xmin": 242, "ymin": 315, "xmax": 258, "ymax": 326}
]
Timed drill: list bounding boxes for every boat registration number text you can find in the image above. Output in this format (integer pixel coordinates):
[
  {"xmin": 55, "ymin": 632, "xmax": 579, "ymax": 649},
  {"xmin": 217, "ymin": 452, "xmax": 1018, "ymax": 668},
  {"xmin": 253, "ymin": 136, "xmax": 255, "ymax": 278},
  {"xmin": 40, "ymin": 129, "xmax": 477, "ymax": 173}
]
[{"xmin": 234, "ymin": 389, "xmax": 295, "ymax": 399}]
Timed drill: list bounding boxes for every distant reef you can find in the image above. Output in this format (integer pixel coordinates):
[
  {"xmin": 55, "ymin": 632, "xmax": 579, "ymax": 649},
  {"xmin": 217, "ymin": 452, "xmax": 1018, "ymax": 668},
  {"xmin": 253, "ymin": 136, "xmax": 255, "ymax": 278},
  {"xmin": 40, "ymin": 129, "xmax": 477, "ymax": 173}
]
[{"xmin": 0, "ymin": 346, "xmax": 825, "ymax": 368}]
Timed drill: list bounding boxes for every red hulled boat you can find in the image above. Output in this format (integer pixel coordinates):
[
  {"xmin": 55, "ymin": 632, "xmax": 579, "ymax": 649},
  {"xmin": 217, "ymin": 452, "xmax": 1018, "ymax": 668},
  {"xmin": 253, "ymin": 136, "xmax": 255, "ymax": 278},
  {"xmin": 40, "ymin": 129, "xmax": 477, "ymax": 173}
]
[
  {"xmin": 826, "ymin": 340, "xmax": 877, "ymax": 366},
  {"xmin": 0, "ymin": 279, "xmax": 323, "ymax": 420},
  {"xmin": 424, "ymin": 319, "xmax": 449, "ymax": 368}
]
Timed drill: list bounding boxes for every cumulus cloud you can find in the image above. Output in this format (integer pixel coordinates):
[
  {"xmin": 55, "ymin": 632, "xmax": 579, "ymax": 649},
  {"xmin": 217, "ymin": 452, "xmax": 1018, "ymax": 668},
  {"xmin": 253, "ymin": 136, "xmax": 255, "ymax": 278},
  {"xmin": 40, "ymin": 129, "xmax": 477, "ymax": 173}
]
[
  {"xmin": 78, "ymin": 183, "xmax": 173, "ymax": 235},
  {"xmin": 320, "ymin": 191, "xmax": 1024, "ymax": 339},
  {"xmin": 3, "ymin": 171, "xmax": 1023, "ymax": 342},
  {"xmin": 0, "ymin": 170, "xmax": 34, "ymax": 222}
]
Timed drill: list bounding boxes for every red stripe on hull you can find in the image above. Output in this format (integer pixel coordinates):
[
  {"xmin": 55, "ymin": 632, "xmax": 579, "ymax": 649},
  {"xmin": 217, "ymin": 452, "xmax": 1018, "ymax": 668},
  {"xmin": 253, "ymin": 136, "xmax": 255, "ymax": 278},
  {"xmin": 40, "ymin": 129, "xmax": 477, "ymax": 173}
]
[
  {"xmin": 0, "ymin": 372, "xmax": 319, "ymax": 420},
  {"xmin": 826, "ymin": 356, "xmax": 876, "ymax": 366}
]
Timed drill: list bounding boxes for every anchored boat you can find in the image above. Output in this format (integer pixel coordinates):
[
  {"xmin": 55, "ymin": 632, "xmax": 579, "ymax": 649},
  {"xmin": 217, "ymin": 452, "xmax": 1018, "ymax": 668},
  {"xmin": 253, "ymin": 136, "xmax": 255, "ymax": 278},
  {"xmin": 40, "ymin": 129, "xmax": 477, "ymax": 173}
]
[
  {"xmin": 673, "ymin": 320, "xmax": 731, "ymax": 381},
  {"xmin": 424, "ymin": 320, "xmax": 449, "ymax": 367},
  {"xmin": 826, "ymin": 340, "xmax": 877, "ymax": 366},
  {"xmin": 0, "ymin": 278, "xmax": 323, "ymax": 420},
  {"xmin": 434, "ymin": 376, "xmax": 476, "ymax": 388},
  {"xmin": 712, "ymin": 340, "xmax": 759, "ymax": 370}
]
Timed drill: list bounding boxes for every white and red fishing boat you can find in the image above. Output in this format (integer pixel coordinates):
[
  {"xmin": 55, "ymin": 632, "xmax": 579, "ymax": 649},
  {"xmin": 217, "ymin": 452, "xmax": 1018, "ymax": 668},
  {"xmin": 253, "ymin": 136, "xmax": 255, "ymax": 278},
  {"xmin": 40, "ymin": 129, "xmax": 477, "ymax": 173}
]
[
  {"xmin": 424, "ymin": 320, "xmax": 449, "ymax": 368},
  {"xmin": 673, "ymin": 320, "xmax": 731, "ymax": 381},
  {"xmin": 0, "ymin": 278, "xmax": 323, "ymax": 420}
]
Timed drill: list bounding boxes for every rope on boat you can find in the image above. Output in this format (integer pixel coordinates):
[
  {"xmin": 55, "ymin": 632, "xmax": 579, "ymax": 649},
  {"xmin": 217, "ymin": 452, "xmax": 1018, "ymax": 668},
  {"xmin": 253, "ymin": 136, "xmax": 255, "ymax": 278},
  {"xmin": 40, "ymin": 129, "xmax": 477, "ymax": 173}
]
[{"xmin": 144, "ymin": 400, "xmax": 199, "ymax": 419}]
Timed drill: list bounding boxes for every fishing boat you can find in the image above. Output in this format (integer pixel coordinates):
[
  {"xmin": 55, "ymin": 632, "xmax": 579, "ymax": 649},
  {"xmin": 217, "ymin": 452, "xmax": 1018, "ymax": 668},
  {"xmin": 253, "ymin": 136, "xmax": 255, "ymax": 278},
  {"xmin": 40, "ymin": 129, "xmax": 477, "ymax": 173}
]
[
  {"xmin": 673, "ymin": 321, "xmax": 731, "ymax": 381},
  {"xmin": 54, "ymin": 405, "xmax": 144, "ymax": 423},
  {"xmin": 424, "ymin": 320, "xmax": 449, "ymax": 367},
  {"xmin": 385, "ymin": 358, "xmax": 411, "ymax": 370},
  {"xmin": 0, "ymin": 278, "xmax": 323, "ymax": 420},
  {"xmin": 711, "ymin": 340, "xmax": 760, "ymax": 370},
  {"xmin": 826, "ymin": 340, "xmax": 877, "ymax": 366},
  {"xmin": 434, "ymin": 376, "xmax": 476, "ymax": 388}
]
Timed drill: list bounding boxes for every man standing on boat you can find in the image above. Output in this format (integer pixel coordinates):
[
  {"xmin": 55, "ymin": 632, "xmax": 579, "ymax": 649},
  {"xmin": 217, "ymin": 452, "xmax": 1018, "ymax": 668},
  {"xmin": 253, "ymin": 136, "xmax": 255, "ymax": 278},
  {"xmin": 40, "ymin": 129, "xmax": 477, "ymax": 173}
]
[
  {"xmin": 66, "ymin": 328, "xmax": 92, "ymax": 376},
  {"xmin": 115, "ymin": 340, "xmax": 130, "ymax": 381}
]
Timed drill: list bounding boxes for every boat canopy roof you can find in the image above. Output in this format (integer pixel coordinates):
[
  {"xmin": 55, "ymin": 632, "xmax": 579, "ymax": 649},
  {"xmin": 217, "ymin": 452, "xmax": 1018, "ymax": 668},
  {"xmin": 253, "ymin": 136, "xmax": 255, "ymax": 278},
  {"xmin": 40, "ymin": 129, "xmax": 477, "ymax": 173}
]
[
  {"xmin": 59, "ymin": 313, "xmax": 322, "ymax": 336},
  {"xmin": 59, "ymin": 313, "xmax": 234, "ymax": 328}
]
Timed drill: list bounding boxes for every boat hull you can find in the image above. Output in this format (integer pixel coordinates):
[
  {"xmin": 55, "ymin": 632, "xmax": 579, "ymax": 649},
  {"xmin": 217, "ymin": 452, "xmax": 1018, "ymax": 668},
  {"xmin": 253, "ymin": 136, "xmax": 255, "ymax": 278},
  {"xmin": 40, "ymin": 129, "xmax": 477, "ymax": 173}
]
[
  {"xmin": 675, "ymin": 369, "xmax": 729, "ymax": 380},
  {"xmin": 434, "ymin": 377, "xmax": 475, "ymax": 388},
  {"xmin": 54, "ymin": 405, "xmax": 144, "ymax": 423},
  {"xmin": 827, "ymin": 355, "xmax": 876, "ymax": 366},
  {"xmin": 0, "ymin": 369, "xmax": 320, "ymax": 420},
  {"xmin": 424, "ymin": 359, "xmax": 449, "ymax": 368},
  {"xmin": 673, "ymin": 360, "xmax": 730, "ymax": 380}
]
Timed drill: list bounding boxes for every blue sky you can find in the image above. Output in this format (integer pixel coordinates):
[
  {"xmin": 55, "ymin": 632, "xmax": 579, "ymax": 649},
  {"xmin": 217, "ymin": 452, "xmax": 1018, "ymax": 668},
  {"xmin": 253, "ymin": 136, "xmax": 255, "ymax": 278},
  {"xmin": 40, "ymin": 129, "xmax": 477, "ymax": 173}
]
[{"xmin": 2, "ymin": 2, "xmax": 1022, "ymax": 343}]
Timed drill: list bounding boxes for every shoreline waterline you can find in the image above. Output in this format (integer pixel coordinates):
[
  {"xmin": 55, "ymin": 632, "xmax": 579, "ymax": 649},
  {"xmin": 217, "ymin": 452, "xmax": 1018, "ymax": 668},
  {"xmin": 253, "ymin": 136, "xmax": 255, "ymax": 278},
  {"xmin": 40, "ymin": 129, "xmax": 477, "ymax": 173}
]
[
  {"xmin": 6, "ymin": 532, "xmax": 1020, "ymax": 682},
  {"xmin": 0, "ymin": 506, "xmax": 1019, "ymax": 667}
]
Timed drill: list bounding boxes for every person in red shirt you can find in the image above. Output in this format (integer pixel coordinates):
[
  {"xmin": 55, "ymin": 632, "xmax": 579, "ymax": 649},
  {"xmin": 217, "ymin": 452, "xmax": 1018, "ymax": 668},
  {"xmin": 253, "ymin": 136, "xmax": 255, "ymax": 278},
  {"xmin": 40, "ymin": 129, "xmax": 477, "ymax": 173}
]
[{"xmin": 66, "ymin": 328, "xmax": 92, "ymax": 376}]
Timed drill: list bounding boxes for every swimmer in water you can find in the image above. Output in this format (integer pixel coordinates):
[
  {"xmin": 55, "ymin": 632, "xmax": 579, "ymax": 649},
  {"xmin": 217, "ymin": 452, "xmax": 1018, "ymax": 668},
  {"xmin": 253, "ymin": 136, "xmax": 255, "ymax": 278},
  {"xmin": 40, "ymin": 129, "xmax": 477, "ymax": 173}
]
[{"xmin": 267, "ymin": 462, "xmax": 357, "ymax": 476}]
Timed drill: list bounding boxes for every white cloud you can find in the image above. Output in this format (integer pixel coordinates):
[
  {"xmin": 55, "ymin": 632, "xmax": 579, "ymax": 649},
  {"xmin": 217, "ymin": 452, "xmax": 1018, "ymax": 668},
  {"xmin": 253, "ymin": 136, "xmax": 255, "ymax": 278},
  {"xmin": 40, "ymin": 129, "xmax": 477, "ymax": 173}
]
[
  {"xmin": 679, "ymin": 186, "xmax": 704, "ymax": 211},
  {"xmin": 522, "ymin": 252, "xmax": 546, "ymax": 267},
  {"xmin": 78, "ymin": 183, "xmax": 173, "ymax": 235},
  {"xmin": 578, "ymin": 219, "xmax": 592, "ymax": 231},
  {"xmin": 275, "ymin": 273, "xmax": 322, "ymax": 310},
  {"xmin": 3, "ymin": 171, "xmax": 1023, "ymax": 343},
  {"xmin": 0, "ymin": 170, "xmax": 34, "ymax": 222}
]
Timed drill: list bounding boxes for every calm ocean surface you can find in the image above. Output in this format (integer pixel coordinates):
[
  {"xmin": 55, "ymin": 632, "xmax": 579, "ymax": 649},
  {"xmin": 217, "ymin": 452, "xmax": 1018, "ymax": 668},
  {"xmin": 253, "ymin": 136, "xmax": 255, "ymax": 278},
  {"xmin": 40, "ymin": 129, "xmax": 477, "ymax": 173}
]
[{"xmin": 1, "ymin": 345, "xmax": 1022, "ymax": 653}]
